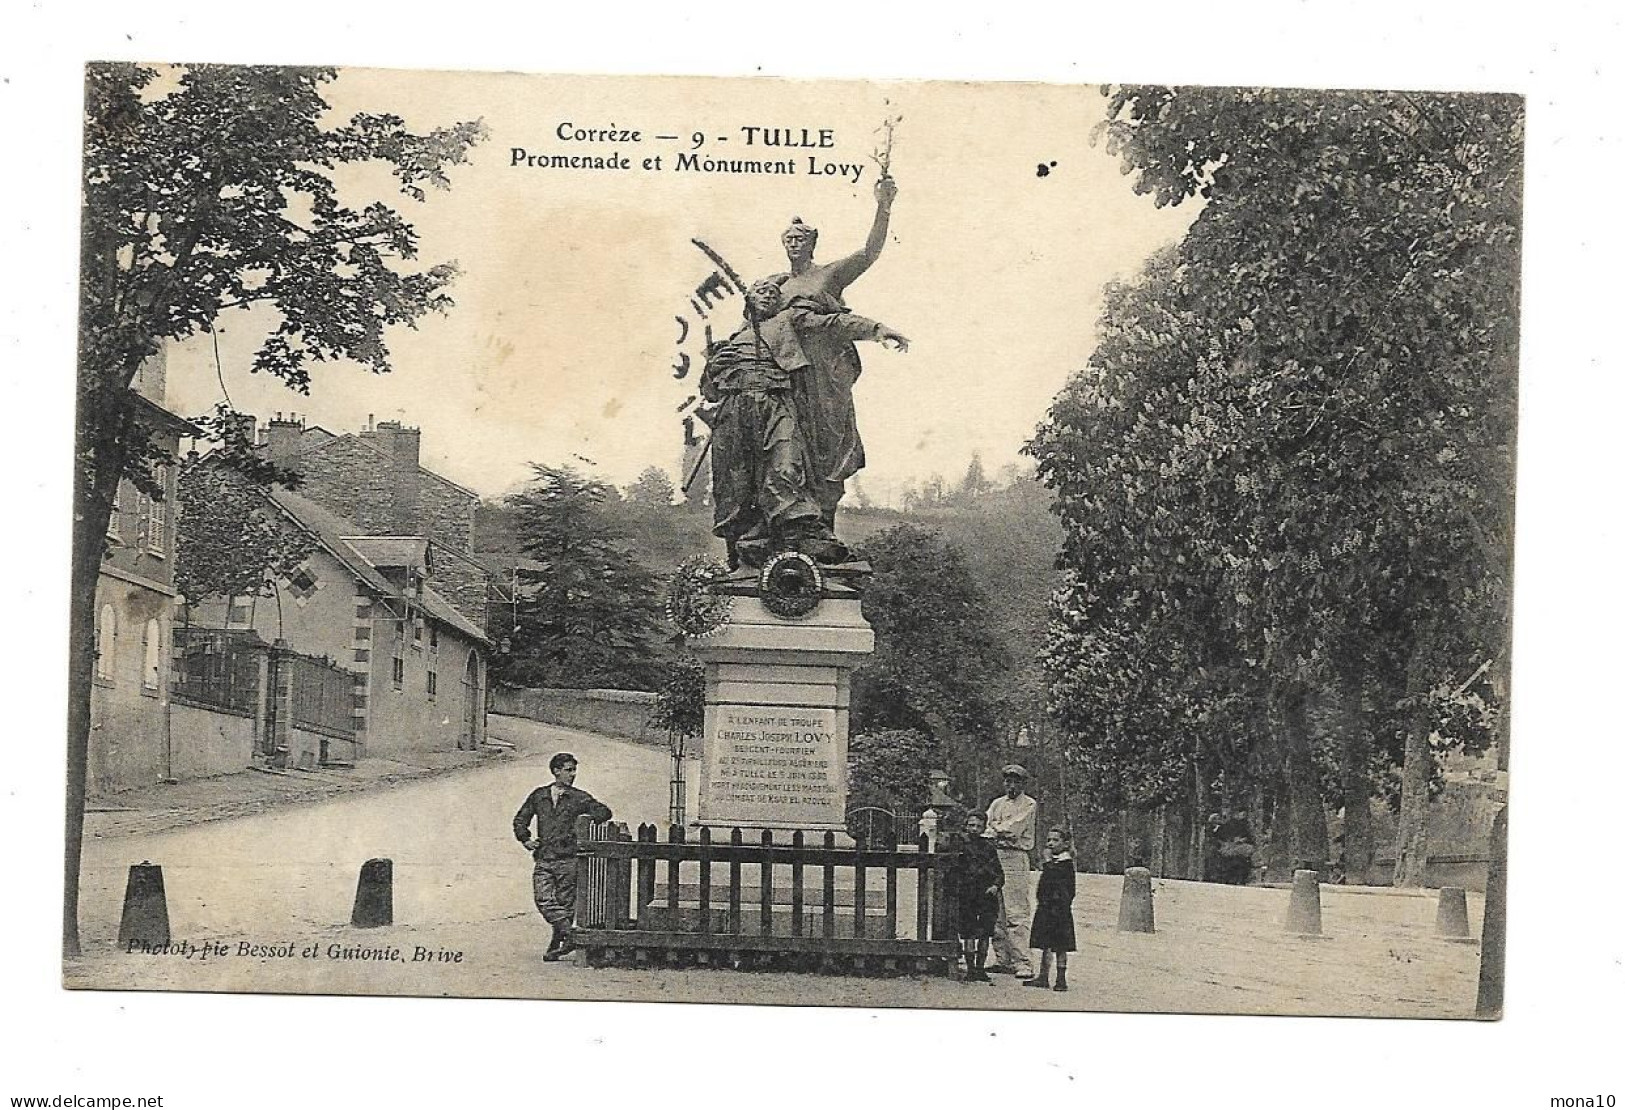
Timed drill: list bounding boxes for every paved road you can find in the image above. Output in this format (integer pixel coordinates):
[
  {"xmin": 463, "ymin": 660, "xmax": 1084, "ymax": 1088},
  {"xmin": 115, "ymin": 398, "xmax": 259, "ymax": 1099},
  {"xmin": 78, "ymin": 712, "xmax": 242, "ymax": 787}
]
[
  {"xmin": 68, "ymin": 715, "xmax": 1486, "ymax": 1017},
  {"xmin": 76, "ymin": 716, "xmax": 660, "ymax": 949}
]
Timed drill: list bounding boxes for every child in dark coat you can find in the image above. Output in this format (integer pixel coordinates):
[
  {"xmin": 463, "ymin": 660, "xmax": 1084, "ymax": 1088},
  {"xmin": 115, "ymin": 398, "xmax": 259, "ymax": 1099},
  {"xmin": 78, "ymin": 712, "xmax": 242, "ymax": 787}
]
[
  {"xmin": 947, "ymin": 811, "xmax": 1003, "ymax": 982},
  {"xmin": 1025, "ymin": 827, "xmax": 1077, "ymax": 992}
]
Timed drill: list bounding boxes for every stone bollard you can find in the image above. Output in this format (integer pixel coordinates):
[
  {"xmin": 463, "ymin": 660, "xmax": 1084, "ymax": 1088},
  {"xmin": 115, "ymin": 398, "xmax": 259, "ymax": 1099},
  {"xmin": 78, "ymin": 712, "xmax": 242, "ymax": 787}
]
[
  {"xmin": 1285, "ymin": 869, "xmax": 1323, "ymax": 936},
  {"xmin": 351, "ymin": 858, "xmax": 394, "ymax": 928},
  {"xmin": 1435, "ymin": 886, "xmax": 1471, "ymax": 939},
  {"xmin": 118, "ymin": 861, "xmax": 170, "ymax": 948},
  {"xmin": 1117, "ymin": 866, "xmax": 1155, "ymax": 933}
]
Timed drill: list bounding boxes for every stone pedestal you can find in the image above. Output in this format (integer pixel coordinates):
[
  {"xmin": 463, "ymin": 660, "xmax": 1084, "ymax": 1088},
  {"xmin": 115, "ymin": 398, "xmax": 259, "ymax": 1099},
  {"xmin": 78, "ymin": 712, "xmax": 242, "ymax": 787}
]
[{"xmin": 691, "ymin": 563, "xmax": 872, "ymax": 831}]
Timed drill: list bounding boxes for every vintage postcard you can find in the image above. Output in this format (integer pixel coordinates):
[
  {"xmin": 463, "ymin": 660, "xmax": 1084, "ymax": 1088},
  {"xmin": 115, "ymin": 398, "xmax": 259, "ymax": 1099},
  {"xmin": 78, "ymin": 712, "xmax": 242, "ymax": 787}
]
[{"xmin": 64, "ymin": 64, "xmax": 1518, "ymax": 1019}]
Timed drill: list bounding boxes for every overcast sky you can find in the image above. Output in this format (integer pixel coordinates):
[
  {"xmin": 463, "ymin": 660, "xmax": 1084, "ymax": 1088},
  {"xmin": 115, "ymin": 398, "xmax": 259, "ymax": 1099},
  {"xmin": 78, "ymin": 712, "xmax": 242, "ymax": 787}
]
[{"xmin": 165, "ymin": 69, "xmax": 1195, "ymax": 503}]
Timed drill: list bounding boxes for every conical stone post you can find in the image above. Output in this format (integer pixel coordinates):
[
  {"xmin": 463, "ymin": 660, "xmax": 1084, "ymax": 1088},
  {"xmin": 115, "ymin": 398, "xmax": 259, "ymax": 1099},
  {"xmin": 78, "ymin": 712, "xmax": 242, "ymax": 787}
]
[
  {"xmin": 117, "ymin": 861, "xmax": 170, "ymax": 948},
  {"xmin": 351, "ymin": 858, "xmax": 394, "ymax": 928},
  {"xmin": 1117, "ymin": 866, "xmax": 1155, "ymax": 933},
  {"xmin": 1435, "ymin": 886, "xmax": 1471, "ymax": 939},
  {"xmin": 1285, "ymin": 868, "xmax": 1322, "ymax": 936}
]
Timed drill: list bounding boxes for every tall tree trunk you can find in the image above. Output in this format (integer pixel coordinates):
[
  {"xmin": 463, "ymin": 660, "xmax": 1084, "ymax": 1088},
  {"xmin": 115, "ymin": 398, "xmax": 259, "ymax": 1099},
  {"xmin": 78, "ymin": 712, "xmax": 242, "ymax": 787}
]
[
  {"xmin": 1338, "ymin": 672, "xmax": 1375, "ymax": 885},
  {"xmin": 1259, "ymin": 776, "xmax": 1292, "ymax": 882},
  {"xmin": 1191, "ymin": 734, "xmax": 1206, "ymax": 881},
  {"xmin": 65, "ymin": 464, "xmax": 119, "ymax": 958},
  {"xmin": 1393, "ymin": 654, "xmax": 1434, "ymax": 887},
  {"xmin": 1281, "ymin": 685, "xmax": 1330, "ymax": 871},
  {"xmin": 1152, "ymin": 807, "xmax": 1167, "ymax": 877}
]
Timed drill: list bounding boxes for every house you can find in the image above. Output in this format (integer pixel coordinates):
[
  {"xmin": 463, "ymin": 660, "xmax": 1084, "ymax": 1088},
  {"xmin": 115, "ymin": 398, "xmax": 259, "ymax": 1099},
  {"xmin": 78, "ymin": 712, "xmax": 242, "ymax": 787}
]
[
  {"xmin": 258, "ymin": 413, "xmax": 492, "ymax": 632},
  {"xmin": 177, "ymin": 413, "xmax": 496, "ymax": 768},
  {"xmin": 89, "ymin": 350, "xmax": 199, "ymax": 794}
]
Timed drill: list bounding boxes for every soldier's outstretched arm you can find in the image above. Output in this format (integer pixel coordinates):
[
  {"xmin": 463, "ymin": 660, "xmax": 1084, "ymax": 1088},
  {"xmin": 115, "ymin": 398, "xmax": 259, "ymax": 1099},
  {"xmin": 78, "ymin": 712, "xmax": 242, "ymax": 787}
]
[{"xmin": 797, "ymin": 308, "xmax": 909, "ymax": 352}]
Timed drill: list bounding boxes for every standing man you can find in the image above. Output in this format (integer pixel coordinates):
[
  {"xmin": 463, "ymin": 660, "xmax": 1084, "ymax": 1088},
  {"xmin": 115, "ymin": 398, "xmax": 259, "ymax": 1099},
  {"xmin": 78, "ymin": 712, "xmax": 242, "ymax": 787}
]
[
  {"xmin": 513, "ymin": 752, "xmax": 612, "ymax": 961},
  {"xmin": 985, "ymin": 763, "xmax": 1038, "ymax": 979}
]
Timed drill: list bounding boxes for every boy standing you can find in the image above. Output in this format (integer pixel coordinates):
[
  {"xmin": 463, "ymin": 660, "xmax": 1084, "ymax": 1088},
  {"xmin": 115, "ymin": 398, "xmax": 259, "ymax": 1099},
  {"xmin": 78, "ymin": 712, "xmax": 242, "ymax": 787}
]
[
  {"xmin": 947, "ymin": 811, "xmax": 1004, "ymax": 982},
  {"xmin": 512, "ymin": 752, "xmax": 612, "ymax": 961}
]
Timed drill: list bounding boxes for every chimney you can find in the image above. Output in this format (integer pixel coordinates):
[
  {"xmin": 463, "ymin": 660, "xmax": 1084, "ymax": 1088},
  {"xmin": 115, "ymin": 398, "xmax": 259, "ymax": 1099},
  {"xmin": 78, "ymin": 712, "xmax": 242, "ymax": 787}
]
[
  {"xmin": 371, "ymin": 420, "xmax": 421, "ymax": 534},
  {"xmin": 263, "ymin": 414, "xmax": 305, "ymax": 468},
  {"xmin": 229, "ymin": 411, "xmax": 258, "ymax": 448}
]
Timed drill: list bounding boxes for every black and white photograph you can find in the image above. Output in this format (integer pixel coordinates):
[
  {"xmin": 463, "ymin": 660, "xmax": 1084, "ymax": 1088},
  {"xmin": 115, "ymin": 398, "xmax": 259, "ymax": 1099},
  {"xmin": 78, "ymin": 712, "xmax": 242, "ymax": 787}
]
[
  {"xmin": 4, "ymin": 6, "xmax": 1620, "ymax": 1108},
  {"xmin": 61, "ymin": 62, "xmax": 1519, "ymax": 1019}
]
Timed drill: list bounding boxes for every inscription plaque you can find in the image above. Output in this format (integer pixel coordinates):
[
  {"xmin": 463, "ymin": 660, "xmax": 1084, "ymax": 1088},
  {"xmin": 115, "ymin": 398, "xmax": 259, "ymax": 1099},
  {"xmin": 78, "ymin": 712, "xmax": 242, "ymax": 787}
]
[{"xmin": 699, "ymin": 703, "xmax": 844, "ymax": 828}]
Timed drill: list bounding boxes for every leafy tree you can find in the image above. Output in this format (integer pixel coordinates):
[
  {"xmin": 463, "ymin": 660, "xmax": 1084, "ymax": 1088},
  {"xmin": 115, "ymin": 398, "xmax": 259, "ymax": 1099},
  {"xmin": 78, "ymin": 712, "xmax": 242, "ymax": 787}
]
[
  {"xmin": 67, "ymin": 63, "xmax": 483, "ymax": 953},
  {"xmin": 650, "ymin": 654, "xmax": 706, "ymax": 741},
  {"xmin": 1029, "ymin": 86, "xmax": 1518, "ymax": 884},
  {"xmin": 853, "ymin": 524, "xmax": 1012, "ymax": 799},
  {"xmin": 175, "ymin": 457, "xmax": 314, "ymax": 617},
  {"xmin": 499, "ymin": 464, "xmax": 666, "ymax": 690},
  {"xmin": 625, "ymin": 466, "xmax": 677, "ymax": 507},
  {"xmin": 848, "ymin": 728, "xmax": 938, "ymax": 809}
]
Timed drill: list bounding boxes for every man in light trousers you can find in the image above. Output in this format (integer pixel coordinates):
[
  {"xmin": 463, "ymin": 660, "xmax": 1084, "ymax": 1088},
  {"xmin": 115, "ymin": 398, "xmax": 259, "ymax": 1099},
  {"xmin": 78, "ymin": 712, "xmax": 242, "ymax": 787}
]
[{"xmin": 985, "ymin": 763, "xmax": 1037, "ymax": 979}]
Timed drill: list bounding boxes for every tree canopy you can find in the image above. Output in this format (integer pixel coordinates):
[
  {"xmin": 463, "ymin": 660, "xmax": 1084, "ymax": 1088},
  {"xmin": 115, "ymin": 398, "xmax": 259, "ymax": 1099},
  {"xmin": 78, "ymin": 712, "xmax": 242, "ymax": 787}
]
[
  {"xmin": 852, "ymin": 524, "xmax": 1013, "ymax": 797},
  {"xmin": 498, "ymin": 464, "xmax": 667, "ymax": 690},
  {"xmin": 1028, "ymin": 86, "xmax": 1519, "ymax": 882},
  {"xmin": 67, "ymin": 63, "xmax": 484, "ymax": 953}
]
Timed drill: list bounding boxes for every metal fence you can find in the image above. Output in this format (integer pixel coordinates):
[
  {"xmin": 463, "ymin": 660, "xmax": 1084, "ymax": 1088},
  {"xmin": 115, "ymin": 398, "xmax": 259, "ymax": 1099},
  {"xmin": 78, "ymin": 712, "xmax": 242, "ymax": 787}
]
[
  {"xmin": 172, "ymin": 628, "xmax": 263, "ymax": 715},
  {"xmin": 846, "ymin": 805, "xmax": 923, "ymax": 849},
  {"xmin": 286, "ymin": 651, "xmax": 355, "ymax": 739}
]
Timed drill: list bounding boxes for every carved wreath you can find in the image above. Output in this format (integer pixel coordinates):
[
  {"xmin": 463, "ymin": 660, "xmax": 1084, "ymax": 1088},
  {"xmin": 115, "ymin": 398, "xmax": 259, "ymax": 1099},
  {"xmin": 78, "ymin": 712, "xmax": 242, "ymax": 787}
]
[
  {"xmin": 665, "ymin": 556, "xmax": 734, "ymax": 637},
  {"xmin": 758, "ymin": 550, "xmax": 824, "ymax": 618}
]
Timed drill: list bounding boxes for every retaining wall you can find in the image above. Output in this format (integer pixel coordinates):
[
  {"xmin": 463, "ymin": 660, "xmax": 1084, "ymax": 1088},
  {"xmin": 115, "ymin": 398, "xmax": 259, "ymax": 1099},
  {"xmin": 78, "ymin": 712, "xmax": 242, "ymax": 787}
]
[{"xmin": 491, "ymin": 687, "xmax": 660, "ymax": 747}]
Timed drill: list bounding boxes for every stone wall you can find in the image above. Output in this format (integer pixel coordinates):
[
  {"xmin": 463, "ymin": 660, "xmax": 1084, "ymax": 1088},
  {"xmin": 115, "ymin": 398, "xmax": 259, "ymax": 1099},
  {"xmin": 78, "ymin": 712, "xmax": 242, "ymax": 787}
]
[
  {"xmin": 427, "ymin": 543, "xmax": 491, "ymax": 633},
  {"xmin": 169, "ymin": 701, "xmax": 255, "ymax": 780},
  {"xmin": 291, "ymin": 436, "xmax": 387, "ymax": 535},
  {"xmin": 491, "ymin": 687, "xmax": 661, "ymax": 747},
  {"xmin": 419, "ymin": 473, "xmax": 476, "ymax": 553}
]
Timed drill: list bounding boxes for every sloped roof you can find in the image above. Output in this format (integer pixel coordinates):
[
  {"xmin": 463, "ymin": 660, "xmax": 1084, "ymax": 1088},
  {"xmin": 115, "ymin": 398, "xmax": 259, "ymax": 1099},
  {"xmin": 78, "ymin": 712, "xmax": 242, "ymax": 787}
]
[
  {"xmin": 345, "ymin": 536, "xmax": 430, "ymax": 571},
  {"xmin": 416, "ymin": 582, "xmax": 490, "ymax": 644},
  {"xmin": 267, "ymin": 486, "xmax": 395, "ymax": 596},
  {"xmin": 132, "ymin": 393, "xmax": 204, "ymax": 438},
  {"xmin": 267, "ymin": 487, "xmax": 490, "ymax": 647}
]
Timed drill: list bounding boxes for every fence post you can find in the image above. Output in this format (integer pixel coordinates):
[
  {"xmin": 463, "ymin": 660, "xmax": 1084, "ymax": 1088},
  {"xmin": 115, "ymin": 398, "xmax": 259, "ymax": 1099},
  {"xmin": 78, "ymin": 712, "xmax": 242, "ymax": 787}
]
[
  {"xmin": 270, "ymin": 641, "xmax": 298, "ymax": 768},
  {"xmin": 574, "ymin": 815, "xmax": 593, "ymax": 929},
  {"xmin": 666, "ymin": 824, "xmax": 684, "ymax": 926},
  {"xmin": 915, "ymin": 833, "xmax": 931, "ymax": 941},
  {"xmin": 759, "ymin": 830, "xmax": 774, "ymax": 938},
  {"xmin": 636, "ymin": 823, "xmax": 657, "ymax": 924},
  {"xmin": 728, "ymin": 828, "xmax": 743, "ymax": 935},
  {"xmin": 252, "ymin": 645, "xmax": 272, "ymax": 759},
  {"xmin": 698, "ymin": 827, "xmax": 713, "ymax": 935},
  {"xmin": 822, "ymin": 831, "xmax": 837, "ymax": 941},
  {"xmin": 791, "ymin": 830, "xmax": 805, "ymax": 937}
]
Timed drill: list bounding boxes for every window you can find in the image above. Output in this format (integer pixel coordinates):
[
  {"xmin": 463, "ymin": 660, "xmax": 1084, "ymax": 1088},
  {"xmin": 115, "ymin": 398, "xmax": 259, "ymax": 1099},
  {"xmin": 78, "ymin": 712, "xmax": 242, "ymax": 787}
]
[
  {"xmin": 95, "ymin": 604, "xmax": 116, "ymax": 682},
  {"xmin": 146, "ymin": 478, "xmax": 167, "ymax": 556},
  {"xmin": 287, "ymin": 565, "xmax": 320, "ymax": 602},
  {"xmin": 427, "ymin": 626, "xmax": 439, "ymax": 699},
  {"xmin": 392, "ymin": 625, "xmax": 404, "ymax": 691},
  {"xmin": 141, "ymin": 619, "xmax": 162, "ymax": 694}
]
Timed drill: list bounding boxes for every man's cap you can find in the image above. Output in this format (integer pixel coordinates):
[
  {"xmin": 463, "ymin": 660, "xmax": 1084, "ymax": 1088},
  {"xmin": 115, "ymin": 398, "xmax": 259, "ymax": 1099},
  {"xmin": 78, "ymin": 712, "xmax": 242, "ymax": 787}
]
[{"xmin": 1001, "ymin": 763, "xmax": 1029, "ymax": 779}]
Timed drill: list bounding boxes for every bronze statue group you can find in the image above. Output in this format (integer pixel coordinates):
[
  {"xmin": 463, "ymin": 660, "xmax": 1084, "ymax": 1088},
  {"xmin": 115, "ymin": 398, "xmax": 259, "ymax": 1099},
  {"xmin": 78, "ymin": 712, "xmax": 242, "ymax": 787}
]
[{"xmin": 698, "ymin": 177, "xmax": 909, "ymax": 569}]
